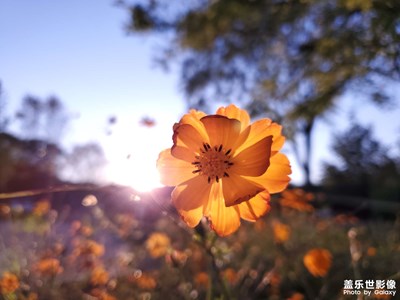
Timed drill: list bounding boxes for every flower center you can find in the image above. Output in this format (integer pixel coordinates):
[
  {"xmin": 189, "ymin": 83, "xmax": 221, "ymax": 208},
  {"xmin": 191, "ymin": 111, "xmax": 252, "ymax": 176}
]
[{"xmin": 192, "ymin": 143, "xmax": 234, "ymax": 183}]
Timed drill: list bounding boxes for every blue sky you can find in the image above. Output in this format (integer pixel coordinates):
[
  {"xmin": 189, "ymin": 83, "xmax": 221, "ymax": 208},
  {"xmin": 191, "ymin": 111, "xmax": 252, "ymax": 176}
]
[
  {"xmin": 1, "ymin": 0, "xmax": 399, "ymax": 190},
  {"xmin": 0, "ymin": 0, "xmax": 187, "ymax": 190}
]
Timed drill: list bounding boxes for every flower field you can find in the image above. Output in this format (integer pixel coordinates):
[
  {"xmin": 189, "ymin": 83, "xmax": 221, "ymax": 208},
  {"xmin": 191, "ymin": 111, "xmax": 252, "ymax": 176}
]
[{"xmin": 0, "ymin": 186, "xmax": 398, "ymax": 300}]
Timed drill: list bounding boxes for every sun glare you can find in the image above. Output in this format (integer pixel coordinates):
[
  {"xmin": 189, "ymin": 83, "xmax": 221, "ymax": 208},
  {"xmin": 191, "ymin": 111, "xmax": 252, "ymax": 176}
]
[
  {"xmin": 108, "ymin": 155, "xmax": 163, "ymax": 193},
  {"xmin": 105, "ymin": 118, "xmax": 171, "ymax": 193}
]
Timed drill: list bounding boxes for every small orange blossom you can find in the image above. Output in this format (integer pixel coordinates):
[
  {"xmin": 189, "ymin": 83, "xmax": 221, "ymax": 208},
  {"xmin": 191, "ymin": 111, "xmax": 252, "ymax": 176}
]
[
  {"xmin": 90, "ymin": 266, "xmax": 110, "ymax": 286},
  {"xmin": 131, "ymin": 273, "xmax": 157, "ymax": 290},
  {"xmin": 90, "ymin": 288, "xmax": 117, "ymax": 300},
  {"xmin": 194, "ymin": 272, "xmax": 210, "ymax": 289},
  {"xmin": 303, "ymin": 248, "xmax": 332, "ymax": 277},
  {"xmin": 27, "ymin": 292, "xmax": 39, "ymax": 300},
  {"xmin": 32, "ymin": 199, "xmax": 51, "ymax": 216},
  {"xmin": 367, "ymin": 246, "xmax": 377, "ymax": 257},
  {"xmin": 272, "ymin": 221, "xmax": 291, "ymax": 243},
  {"xmin": 145, "ymin": 232, "xmax": 171, "ymax": 258},
  {"xmin": 222, "ymin": 268, "xmax": 238, "ymax": 285},
  {"xmin": 0, "ymin": 272, "xmax": 19, "ymax": 294},
  {"xmin": 157, "ymin": 104, "xmax": 291, "ymax": 236},
  {"xmin": 280, "ymin": 188, "xmax": 314, "ymax": 212},
  {"xmin": 34, "ymin": 258, "xmax": 63, "ymax": 276},
  {"xmin": 287, "ymin": 292, "xmax": 305, "ymax": 300},
  {"xmin": 75, "ymin": 240, "xmax": 105, "ymax": 257}
]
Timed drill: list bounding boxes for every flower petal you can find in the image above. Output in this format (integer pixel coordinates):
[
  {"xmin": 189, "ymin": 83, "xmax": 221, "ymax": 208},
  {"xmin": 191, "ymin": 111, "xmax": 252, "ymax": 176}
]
[
  {"xmin": 222, "ymin": 173, "xmax": 264, "ymax": 207},
  {"xmin": 178, "ymin": 109, "xmax": 208, "ymax": 140},
  {"xmin": 268, "ymin": 124, "xmax": 285, "ymax": 153},
  {"xmin": 157, "ymin": 149, "xmax": 196, "ymax": 186},
  {"xmin": 205, "ymin": 182, "xmax": 241, "ymax": 236},
  {"xmin": 172, "ymin": 175, "xmax": 211, "ymax": 211},
  {"xmin": 173, "ymin": 123, "xmax": 208, "ymax": 152},
  {"xmin": 176, "ymin": 205, "xmax": 204, "ymax": 228},
  {"xmin": 248, "ymin": 153, "xmax": 291, "ymax": 193},
  {"xmin": 216, "ymin": 104, "xmax": 250, "ymax": 131},
  {"xmin": 171, "ymin": 145, "xmax": 196, "ymax": 162},
  {"xmin": 235, "ymin": 119, "xmax": 285, "ymax": 153},
  {"xmin": 237, "ymin": 191, "xmax": 271, "ymax": 222},
  {"xmin": 200, "ymin": 115, "xmax": 241, "ymax": 151},
  {"xmin": 231, "ymin": 135, "xmax": 272, "ymax": 176}
]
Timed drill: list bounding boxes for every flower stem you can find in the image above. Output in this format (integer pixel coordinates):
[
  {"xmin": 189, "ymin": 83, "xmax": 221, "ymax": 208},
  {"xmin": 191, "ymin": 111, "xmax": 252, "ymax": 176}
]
[{"xmin": 194, "ymin": 222, "xmax": 232, "ymax": 300}]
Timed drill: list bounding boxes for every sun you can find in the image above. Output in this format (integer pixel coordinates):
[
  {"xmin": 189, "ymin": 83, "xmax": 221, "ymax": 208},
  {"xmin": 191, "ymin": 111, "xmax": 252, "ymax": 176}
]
[
  {"xmin": 104, "ymin": 119, "xmax": 172, "ymax": 193},
  {"xmin": 108, "ymin": 154, "xmax": 163, "ymax": 193}
]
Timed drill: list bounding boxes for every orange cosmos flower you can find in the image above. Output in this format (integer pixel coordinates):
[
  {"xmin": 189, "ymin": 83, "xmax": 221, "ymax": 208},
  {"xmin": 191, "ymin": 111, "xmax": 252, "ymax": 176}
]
[
  {"xmin": 366, "ymin": 246, "xmax": 377, "ymax": 257},
  {"xmin": 287, "ymin": 292, "xmax": 305, "ymax": 300},
  {"xmin": 90, "ymin": 288, "xmax": 117, "ymax": 300},
  {"xmin": 145, "ymin": 232, "xmax": 171, "ymax": 258},
  {"xmin": 131, "ymin": 273, "xmax": 157, "ymax": 290},
  {"xmin": 0, "ymin": 204, "xmax": 11, "ymax": 217},
  {"xmin": 32, "ymin": 199, "xmax": 51, "ymax": 216},
  {"xmin": 0, "ymin": 272, "xmax": 19, "ymax": 294},
  {"xmin": 27, "ymin": 292, "xmax": 39, "ymax": 300},
  {"xmin": 303, "ymin": 248, "xmax": 332, "ymax": 277},
  {"xmin": 75, "ymin": 240, "xmax": 105, "ymax": 257},
  {"xmin": 194, "ymin": 272, "xmax": 210, "ymax": 289},
  {"xmin": 34, "ymin": 258, "xmax": 63, "ymax": 276},
  {"xmin": 90, "ymin": 266, "xmax": 110, "ymax": 286},
  {"xmin": 272, "ymin": 221, "xmax": 291, "ymax": 243},
  {"xmin": 157, "ymin": 104, "xmax": 291, "ymax": 236},
  {"xmin": 280, "ymin": 188, "xmax": 314, "ymax": 212},
  {"xmin": 221, "ymin": 268, "xmax": 238, "ymax": 285}
]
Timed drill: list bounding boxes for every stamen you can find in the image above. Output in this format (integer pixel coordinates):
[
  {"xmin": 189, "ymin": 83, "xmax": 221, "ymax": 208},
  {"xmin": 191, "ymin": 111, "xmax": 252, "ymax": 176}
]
[{"xmin": 192, "ymin": 142, "xmax": 234, "ymax": 184}]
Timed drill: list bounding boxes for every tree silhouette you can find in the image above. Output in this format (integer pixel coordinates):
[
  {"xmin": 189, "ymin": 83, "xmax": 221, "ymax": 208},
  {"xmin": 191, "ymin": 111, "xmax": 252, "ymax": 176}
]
[
  {"xmin": 0, "ymin": 93, "xmax": 107, "ymax": 192},
  {"xmin": 15, "ymin": 95, "xmax": 69, "ymax": 143},
  {"xmin": 0, "ymin": 132, "xmax": 63, "ymax": 192},
  {"xmin": 322, "ymin": 123, "xmax": 399, "ymax": 199},
  {"xmin": 60, "ymin": 143, "xmax": 107, "ymax": 184},
  {"xmin": 125, "ymin": 0, "xmax": 400, "ymax": 186},
  {"xmin": 0, "ymin": 82, "xmax": 9, "ymax": 132}
]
